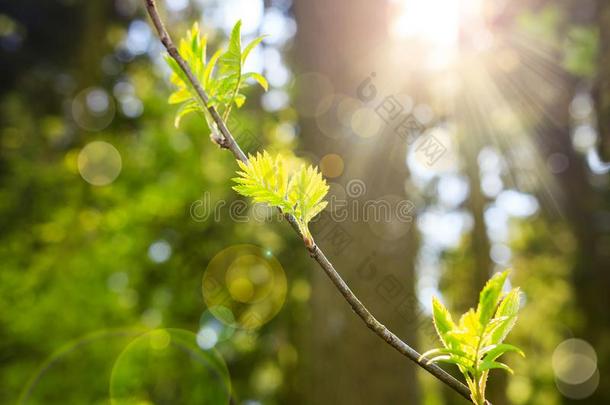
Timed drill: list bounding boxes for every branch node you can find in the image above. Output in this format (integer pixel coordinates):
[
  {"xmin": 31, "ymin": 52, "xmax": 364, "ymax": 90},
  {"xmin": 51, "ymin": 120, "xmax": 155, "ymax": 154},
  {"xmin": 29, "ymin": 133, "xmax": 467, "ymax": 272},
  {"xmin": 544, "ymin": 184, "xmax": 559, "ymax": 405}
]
[{"xmin": 306, "ymin": 242, "xmax": 318, "ymax": 257}]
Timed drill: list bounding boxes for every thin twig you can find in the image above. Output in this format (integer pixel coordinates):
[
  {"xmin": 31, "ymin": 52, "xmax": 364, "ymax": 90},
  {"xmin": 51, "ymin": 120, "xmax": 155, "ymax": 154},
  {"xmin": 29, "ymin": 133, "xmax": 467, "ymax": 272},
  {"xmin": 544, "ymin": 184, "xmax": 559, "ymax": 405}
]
[
  {"xmin": 144, "ymin": 0, "xmax": 246, "ymax": 162},
  {"xmin": 142, "ymin": 1, "xmax": 485, "ymax": 403}
]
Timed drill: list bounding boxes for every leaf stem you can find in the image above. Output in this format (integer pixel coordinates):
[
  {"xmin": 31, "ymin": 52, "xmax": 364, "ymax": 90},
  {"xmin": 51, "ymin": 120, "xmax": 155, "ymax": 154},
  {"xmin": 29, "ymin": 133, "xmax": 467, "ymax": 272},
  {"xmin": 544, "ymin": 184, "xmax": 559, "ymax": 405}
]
[
  {"xmin": 142, "ymin": 1, "xmax": 489, "ymax": 403},
  {"xmin": 472, "ymin": 320, "xmax": 490, "ymax": 404}
]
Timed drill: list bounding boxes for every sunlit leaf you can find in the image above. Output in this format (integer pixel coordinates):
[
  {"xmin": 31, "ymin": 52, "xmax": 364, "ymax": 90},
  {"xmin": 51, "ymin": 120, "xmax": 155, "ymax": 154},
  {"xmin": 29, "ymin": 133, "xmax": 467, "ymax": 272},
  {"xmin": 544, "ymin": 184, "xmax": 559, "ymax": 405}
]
[
  {"xmin": 480, "ymin": 343, "xmax": 524, "ymax": 361},
  {"xmin": 476, "ymin": 270, "xmax": 509, "ymax": 326},
  {"xmin": 233, "ymin": 152, "xmax": 328, "ymax": 243},
  {"xmin": 242, "ymin": 36, "xmax": 265, "ymax": 63},
  {"xmin": 220, "ymin": 20, "xmax": 242, "ymax": 75},
  {"xmin": 244, "ymin": 72, "xmax": 269, "ymax": 91},
  {"xmin": 232, "ymin": 151, "xmax": 291, "ymax": 211},
  {"xmin": 163, "ymin": 21, "xmax": 269, "ymax": 133},
  {"xmin": 204, "ymin": 48, "xmax": 222, "ymax": 88},
  {"xmin": 431, "ymin": 297, "xmax": 456, "ymax": 345},
  {"xmin": 420, "ymin": 347, "xmax": 473, "ymax": 367},
  {"xmin": 174, "ymin": 100, "xmax": 200, "ymax": 128},
  {"xmin": 479, "ymin": 360, "xmax": 514, "ymax": 374},
  {"xmin": 458, "ymin": 309, "xmax": 480, "ymax": 338},
  {"xmin": 490, "ymin": 288, "xmax": 521, "ymax": 344},
  {"xmin": 164, "ymin": 55, "xmax": 189, "ymax": 86},
  {"xmin": 168, "ymin": 88, "xmax": 192, "ymax": 105},
  {"xmin": 424, "ymin": 271, "xmax": 523, "ymax": 405},
  {"xmin": 287, "ymin": 164, "xmax": 329, "ymax": 226},
  {"xmin": 423, "ymin": 355, "xmax": 465, "ymax": 367}
]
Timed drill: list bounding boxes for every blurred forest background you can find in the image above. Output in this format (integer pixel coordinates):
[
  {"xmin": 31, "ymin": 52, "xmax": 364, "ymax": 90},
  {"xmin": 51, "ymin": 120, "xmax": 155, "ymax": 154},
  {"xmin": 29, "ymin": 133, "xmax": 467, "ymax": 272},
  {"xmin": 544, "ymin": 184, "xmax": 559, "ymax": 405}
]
[{"xmin": 0, "ymin": 0, "xmax": 609, "ymax": 404}]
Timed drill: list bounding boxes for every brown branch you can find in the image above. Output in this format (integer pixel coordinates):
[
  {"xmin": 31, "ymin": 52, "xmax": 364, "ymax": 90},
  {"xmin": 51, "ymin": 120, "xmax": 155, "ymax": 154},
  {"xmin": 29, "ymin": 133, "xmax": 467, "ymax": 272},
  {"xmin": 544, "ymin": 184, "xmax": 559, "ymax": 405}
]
[{"xmin": 142, "ymin": 1, "xmax": 486, "ymax": 403}]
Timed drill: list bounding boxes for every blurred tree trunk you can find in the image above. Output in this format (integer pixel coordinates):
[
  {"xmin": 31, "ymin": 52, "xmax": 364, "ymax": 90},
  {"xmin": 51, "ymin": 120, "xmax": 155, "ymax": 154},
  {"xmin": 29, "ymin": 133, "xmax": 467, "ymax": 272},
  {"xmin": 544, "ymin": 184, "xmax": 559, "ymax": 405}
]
[
  {"xmin": 458, "ymin": 140, "xmax": 492, "ymax": 310},
  {"xmin": 460, "ymin": 142, "xmax": 504, "ymax": 405},
  {"xmin": 293, "ymin": 1, "xmax": 420, "ymax": 404},
  {"xmin": 551, "ymin": 2, "xmax": 610, "ymax": 402},
  {"xmin": 562, "ymin": 2, "xmax": 610, "ymax": 402},
  {"xmin": 539, "ymin": 76, "xmax": 610, "ymax": 404},
  {"xmin": 594, "ymin": 0, "xmax": 610, "ymax": 161},
  {"xmin": 76, "ymin": 0, "xmax": 110, "ymax": 85},
  {"xmin": 441, "ymin": 103, "xmax": 499, "ymax": 405}
]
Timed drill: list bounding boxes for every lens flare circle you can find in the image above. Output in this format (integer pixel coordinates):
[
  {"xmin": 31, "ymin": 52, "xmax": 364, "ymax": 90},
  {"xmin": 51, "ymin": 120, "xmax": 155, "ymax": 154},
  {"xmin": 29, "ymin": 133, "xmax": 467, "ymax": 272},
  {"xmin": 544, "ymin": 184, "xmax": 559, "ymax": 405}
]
[
  {"xmin": 109, "ymin": 329, "xmax": 231, "ymax": 405},
  {"xmin": 18, "ymin": 329, "xmax": 144, "ymax": 405},
  {"xmin": 202, "ymin": 245, "xmax": 287, "ymax": 330},
  {"xmin": 552, "ymin": 338, "xmax": 597, "ymax": 385}
]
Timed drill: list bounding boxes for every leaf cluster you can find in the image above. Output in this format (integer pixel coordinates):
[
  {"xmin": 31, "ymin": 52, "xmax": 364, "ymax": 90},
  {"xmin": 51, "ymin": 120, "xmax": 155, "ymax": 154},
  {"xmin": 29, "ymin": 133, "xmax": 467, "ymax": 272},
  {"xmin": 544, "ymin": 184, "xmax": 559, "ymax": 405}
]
[
  {"xmin": 422, "ymin": 270, "xmax": 523, "ymax": 405},
  {"xmin": 165, "ymin": 21, "xmax": 268, "ymax": 128},
  {"xmin": 232, "ymin": 152, "xmax": 329, "ymax": 244}
]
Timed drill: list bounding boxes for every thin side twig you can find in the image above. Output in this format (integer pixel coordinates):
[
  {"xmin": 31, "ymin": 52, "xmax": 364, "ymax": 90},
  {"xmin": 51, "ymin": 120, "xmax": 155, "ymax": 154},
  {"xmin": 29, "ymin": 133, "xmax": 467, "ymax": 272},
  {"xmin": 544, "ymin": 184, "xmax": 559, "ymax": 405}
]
[{"xmin": 142, "ymin": 1, "xmax": 486, "ymax": 403}]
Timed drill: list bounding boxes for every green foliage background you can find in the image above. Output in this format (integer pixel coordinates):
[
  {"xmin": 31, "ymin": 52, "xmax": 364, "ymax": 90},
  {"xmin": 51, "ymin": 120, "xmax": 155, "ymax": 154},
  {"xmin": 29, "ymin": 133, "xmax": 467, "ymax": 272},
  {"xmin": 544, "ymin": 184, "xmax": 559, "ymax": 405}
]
[{"xmin": 0, "ymin": 2, "xmax": 307, "ymax": 404}]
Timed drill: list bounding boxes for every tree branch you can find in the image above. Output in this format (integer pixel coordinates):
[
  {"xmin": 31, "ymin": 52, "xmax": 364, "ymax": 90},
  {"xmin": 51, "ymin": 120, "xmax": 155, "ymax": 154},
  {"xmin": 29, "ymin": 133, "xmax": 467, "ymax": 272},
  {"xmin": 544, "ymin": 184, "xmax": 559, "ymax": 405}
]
[{"xmin": 142, "ymin": 1, "xmax": 486, "ymax": 403}]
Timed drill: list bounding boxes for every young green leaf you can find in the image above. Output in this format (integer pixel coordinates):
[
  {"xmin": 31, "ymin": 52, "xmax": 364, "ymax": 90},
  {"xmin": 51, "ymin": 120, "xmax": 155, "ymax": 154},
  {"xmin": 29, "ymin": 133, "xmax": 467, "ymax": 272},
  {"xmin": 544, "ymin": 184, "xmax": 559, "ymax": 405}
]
[
  {"xmin": 480, "ymin": 343, "xmax": 525, "ymax": 362},
  {"xmin": 490, "ymin": 288, "xmax": 521, "ymax": 344},
  {"xmin": 287, "ymin": 165, "xmax": 329, "ymax": 228},
  {"xmin": 431, "ymin": 297, "xmax": 456, "ymax": 346},
  {"xmin": 479, "ymin": 360, "xmax": 514, "ymax": 374},
  {"xmin": 421, "ymin": 270, "xmax": 523, "ymax": 405},
  {"xmin": 221, "ymin": 20, "xmax": 242, "ymax": 75},
  {"xmin": 232, "ymin": 151, "xmax": 291, "ymax": 212},
  {"xmin": 244, "ymin": 72, "xmax": 269, "ymax": 91},
  {"xmin": 419, "ymin": 347, "xmax": 474, "ymax": 370},
  {"xmin": 215, "ymin": 21, "xmax": 268, "ymax": 119},
  {"xmin": 174, "ymin": 100, "xmax": 201, "ymax": 128},
  {"xmin": 232, "ymin": 152, "xmax": 329, "ymax": 245},
  {"xmin": 168, "ymin": 88, "xmax": 191, "ymax": 105},
  {"xmin": 476, "ymin": 270, "xmax": 509, "ymax": 327},
  {"xmin": 242, "ymin": 36, "xmax": 265, "ymax": 63},
  {"xmin": 164, "ymin": 21, "xmax": 268, "ymax": 129}
]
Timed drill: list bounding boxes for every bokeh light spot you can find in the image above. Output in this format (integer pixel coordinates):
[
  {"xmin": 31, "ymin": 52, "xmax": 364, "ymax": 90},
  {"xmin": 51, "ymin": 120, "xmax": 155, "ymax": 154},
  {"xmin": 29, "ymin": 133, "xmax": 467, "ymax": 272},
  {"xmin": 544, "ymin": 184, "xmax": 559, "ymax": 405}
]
[
  {"xmin": 351, "ymin": 107, "xmax": 382, "ymax": 138},
  {"xmin": 149, "ymin": 329, "xmax": 171, "ymax": 350},
  {"xmin": 77, "ymin": 141, "xmax": 122, "ymax": 186},
  {"xmin": 552, "ymin": 338, "xmax": 598, "ymax": 385},
  {"xmin": 320, "ymin": 153, "xmax": 344, "ymax": 178},
  {"xmin": 72, "ymin": 87, "xmax": 115, "ymax": 131},
  {"xmin": 556, "ymin": 369, "xmax": 599, "ymax": 400},
  {"xmin": 148, "ymin": 240, "xmax": 172, "ymax": 263},
  {"xmin": 196, "ymin": 327, "xmax": 219, "ymax": 350},
  {"xmin": 228, "ymin": 277, "xmax": 255, "ymax": 302},
  {"xmin": 199, "ymin": 308, "xmax": 236, "ymax": 345},
  {"xmin": 290, "ymin": 279, "xmax": 311, "ymax": 302}
]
